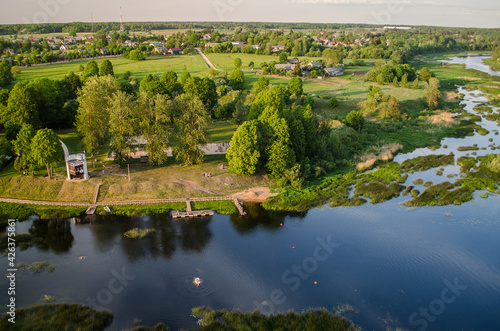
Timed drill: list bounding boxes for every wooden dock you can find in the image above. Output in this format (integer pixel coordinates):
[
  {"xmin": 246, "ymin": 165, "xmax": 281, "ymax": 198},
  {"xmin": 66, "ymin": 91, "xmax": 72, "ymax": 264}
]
[
  {"xmin": 85, "ymin": 206, "xmax": 96, "ymax": 215},
  {"xmin": 233, "ymin": 198, "xmax": 246, "ymax": 216},
  {"xmin": 171, "ymin": 209, "xmax": 215, "ymax": 219}
]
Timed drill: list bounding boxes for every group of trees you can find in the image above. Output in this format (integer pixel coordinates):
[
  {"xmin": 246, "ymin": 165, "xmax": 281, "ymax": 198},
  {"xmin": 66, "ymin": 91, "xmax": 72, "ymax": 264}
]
[
  {"xmin": 363, "ymin": 86, "xmax": 402, "ymax": 120},
  {"xmin": 10, "ymin": 124, "xmax": 62, "ymax": 178},
  {"xmin": 76, "ymin": 75, "xmax": 208, "ymax": 166}
]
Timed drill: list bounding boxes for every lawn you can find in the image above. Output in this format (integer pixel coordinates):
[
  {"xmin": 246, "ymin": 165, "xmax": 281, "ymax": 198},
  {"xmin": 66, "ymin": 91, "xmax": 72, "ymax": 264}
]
[{"xmin": 12, "ymin": 54, "xmax": 211, "ymax": 84}]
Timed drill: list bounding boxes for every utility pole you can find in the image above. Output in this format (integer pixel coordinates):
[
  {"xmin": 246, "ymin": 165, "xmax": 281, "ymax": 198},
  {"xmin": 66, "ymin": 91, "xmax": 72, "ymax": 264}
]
[{"xmin": 128, "ymin": 164, "xmax": 130, "ymax": 182}]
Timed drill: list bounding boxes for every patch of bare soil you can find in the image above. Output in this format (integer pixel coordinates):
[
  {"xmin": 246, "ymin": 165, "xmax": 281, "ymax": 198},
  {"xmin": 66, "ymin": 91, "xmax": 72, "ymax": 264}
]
[
  {"xmin": 352, "ymin": 71, "xmax": 366, "ymax": 77},
  {"xmin": 232, "ymin": 187, "xmax": 277, "ymax": 202},
  {"xmin": 444, "ymin": 91, "xmax": 459, "ymax": 102},
  {"xmin": 356, "ymin": 143, "xmax": 404, "ymax": 170},
  {"xmin": 173, "ymin": 179, "xmax": 216, "ymax": 195},
  {"xmin": 428, "ymin": 111, "xmax": 458, "ymax": 127}
]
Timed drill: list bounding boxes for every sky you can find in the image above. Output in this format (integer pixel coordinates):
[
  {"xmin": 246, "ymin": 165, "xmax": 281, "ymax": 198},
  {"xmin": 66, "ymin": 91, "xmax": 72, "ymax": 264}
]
[{"xmin": 1, "ymin": 0, "xmax": 499, "ymax": 28}]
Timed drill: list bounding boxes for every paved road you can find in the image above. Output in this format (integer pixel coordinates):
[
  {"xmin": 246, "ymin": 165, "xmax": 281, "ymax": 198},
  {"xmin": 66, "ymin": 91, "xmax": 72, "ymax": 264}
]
[{"xmin": 195, "ymin": 48, "xmax": 219, "ymax": 70}]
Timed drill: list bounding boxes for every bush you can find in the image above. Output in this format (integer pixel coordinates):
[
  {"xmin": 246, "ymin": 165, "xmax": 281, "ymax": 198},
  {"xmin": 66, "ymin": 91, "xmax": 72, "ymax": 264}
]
[{"xmin": 329, "ymin": 97, "xmax": 338, "ymax": 108}]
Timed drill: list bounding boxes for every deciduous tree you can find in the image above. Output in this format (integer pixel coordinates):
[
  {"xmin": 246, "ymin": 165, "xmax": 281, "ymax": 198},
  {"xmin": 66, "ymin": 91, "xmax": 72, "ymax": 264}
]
[
  {"xmin": 227, "ymin": 120, "xmax": 261, "ymax": 175},
  {"xmin": 31, "ymin": 128, "xmax": 63, "ymax": 179}
]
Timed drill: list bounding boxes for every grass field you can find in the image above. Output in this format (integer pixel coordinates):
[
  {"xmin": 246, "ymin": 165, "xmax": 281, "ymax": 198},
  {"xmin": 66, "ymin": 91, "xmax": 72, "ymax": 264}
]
[{"xmin": 12, "ymin": 55, "xmax": 211, "ymax": 84}]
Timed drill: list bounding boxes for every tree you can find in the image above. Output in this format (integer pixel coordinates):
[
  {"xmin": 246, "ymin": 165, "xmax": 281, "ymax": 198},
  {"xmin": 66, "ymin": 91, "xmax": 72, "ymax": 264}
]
[
  {"xmin": 5, "ymin": 123, "xmax": 21, "ymax": 143},
  {"xmin": 232, "ymin": 100, "xmax": 248, "ymax": 124},
  {"xmin": 129, "ymin": 50, "xmax": 145, "ymax": 61},
  {"xmin": 60, "ymin": 71, "xmax": 82, "ymax": 100},
  {"xmin": 376, "ymin": 73, "xmax": 385, "ymax": 85},
  {"xmin": 199, "ymin": 77, "xmax": 218, "ymax": 112},
  {"xmin": 419, "ymin": 67, "xmax": 432, "ymax": 83},
  {"xmin": 226, "ymin": 120, "xmax": 261, "ymax": 175},
  {"xmin": 229, "ymin": 69, "xmax": 245, "ymax": 90},
  {"xmin": 75, "ymin": 76, "xmax": 120, "ymax": 155},
  {"xmin": 82, "ymin": 60, "xmax": 99, "ymax": 82},
  {"xmin": 344, "ymin": 110, "xmax": 365, "ymax": 132},
  {"xmin": 323, "ymin": 48, "xmax": 343, "ymax": 66},
  {"xmin": 0, "ymin": 60, "xmax": 14, "ymax": 87},
  {"xmin": 29, "ymin": 78, "xmax": 65, "ymax": 128},
  {"xmin": 13, "ymin": 124, "xmax": 35, "ymax": 173},
  {"xmin": 401, "ymin": 73, "xmax": 408, "ymax": 88},
  {"xmin": 99, "ymin": 59, "xmax": 114, "ymax": 76},
  {"xmin": 279, "ymin": 52, "xmax": 288, "ymax": 64},
  {"xmin": 234, "ymin": 58, "xmax": 242, "ymax": 68},
  {"xmin": 108, "ymin": 91, "xmax": 135, "ymax": 163},
  {"xmin": 2, "ymin": 81, "xmax": 40, "ymax": 128},
  {"xmin": 180, "ymin": 71, "xmax": 191, "ymax": 85},
  {"xmin": 140, "ymin": 94, "xmax": 172, "ymax": 166},
  {"xmin": 160, "ymin": 71, "xmax": 182, "ymax": 96},
  {"xmin": 173, "ymin": 94, "xmax": 207, "ymax": 165},
  {"xmin": 139, "ymin": 74, "xmax": 165, "ymax": 98},
  {"xmin": 248, "ymin": 61, "xmax": 254, "ymax": 69},
  {"xmin": 413, "ymin": 78, "xmax": 419, "ymax": 90},
  {"xmin": 31, "ymin": 128, "xmax": 63, "ymax": 179},
  {"xmin": 252, "ymin": 76, "xmax": 269, "ymax": 94},
  {"xmin": 288, "ymin": 77, "xmax": 303, "ymax": 97},
  {"xmin": 393, "ymin": 76, "xmax": 399, "ymax": 87},
  {"xmin": 424, "ymin": 77, "xmax": 442, "ymax": 110}
]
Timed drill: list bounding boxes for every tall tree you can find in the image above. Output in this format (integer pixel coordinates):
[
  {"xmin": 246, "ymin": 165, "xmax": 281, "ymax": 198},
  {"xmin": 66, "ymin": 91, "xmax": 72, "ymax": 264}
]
[
  {"xmin": 344, "ymin": 110, "xmax": 365, "ymax": 132},
  {"xmin": 323, "ymin": 48, "xmax": 343, "ymax": 66},
  {"xmin": 234, "ymin": 57, "xmax": 242, "ymax": 68},
  {"xmin": 228, "ymin": 69, "xmax": 245, "ymax": 90},
  {"xmin": 288, "ymin": 77, "xmax": 303, "ymax": 97},
  {"xmin": 424, "ymin": 77, "xmax": 442, "ymax": 110},
  {"xmin": 29, "ymin": 78, "xmax": 65, "ymax": 128},
  {"xmin": 2, "ymin": 81, "xmax": 40, "ymax": 128},
  {"xmin": 31, "ymin": 128, "xmax": 63, "ymax": 179},
  {"xmin": 227, "ymin": 120, "xmax": 261, "ymax": 175},
  {"xmin": 419, "ymin": 67, "xmax": 432, "ymax": 83},
  {"xmin": 160, "ymin": 70, "xmax": 183, "ymax": 96},
  {"xmin": 60, "ymin": 71, "xmax": 82, "ymax": 100},
  {"xmin": 108, "ymin": 91, "xmax": 135, "ymax": 163},
  {"xmin": 75, "ymin": 75, "xmax": 120, "ymax": 155},
  {"xmin": 0, "ymin": 60, "xmax": 14, "ymax": 87},
  {"xmin": 173, "ymin": 94, "xmax": 207, "ymax": 165},
  {"xmin": 141, "ymin": 94, "xmax": 172, "ymax": 166},
  {"xmin": 99, "ymin": 59, "xmax": 114, "ymax": 76},
  {"xmin": 82, "ymin": 60, "xmax": 99, "ymax": 82},
  {"xmin": 13, "ymin": 124, "xmax": 35, "ymax": 174},
  {"xmin": 139, "ymin": 74, "xmax": 165, "ymax": 98}
]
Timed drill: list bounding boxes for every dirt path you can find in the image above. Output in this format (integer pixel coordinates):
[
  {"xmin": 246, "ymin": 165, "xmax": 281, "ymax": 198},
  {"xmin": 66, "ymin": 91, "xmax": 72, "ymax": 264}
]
[{"xmin": 195, "ymin": 48, "xmax": 219, "ymax": 70}]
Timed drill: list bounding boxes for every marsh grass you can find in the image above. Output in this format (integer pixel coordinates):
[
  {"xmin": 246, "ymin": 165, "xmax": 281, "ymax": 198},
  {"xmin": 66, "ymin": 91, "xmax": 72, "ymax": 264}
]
[
  {"xmin": 17, "ymin": 261, "xmax": 55, "ymax": 274},
  {"xmin": 0, "ymin": 303, "xmax": 113, "ymax": 330},
  {"xmin": 404, "ymin": 181, "xmax": 472, "ymax": 206},
  {"xmin": 401, "ymin": 154, "xmax": 455, "ymax": 172},
  {"xmin": 124, "ymin": 228, "xmax": 156, "ymax": 239},
  {"xmin": 354, "ymin": 181, "xmax": 405, "ymax": 204}
]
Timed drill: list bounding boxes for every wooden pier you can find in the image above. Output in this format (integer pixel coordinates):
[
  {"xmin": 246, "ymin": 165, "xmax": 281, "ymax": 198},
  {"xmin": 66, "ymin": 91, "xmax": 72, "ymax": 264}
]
[{"xmin": 85, "ymin": 206, "xmax": 96, "ymax": 215}]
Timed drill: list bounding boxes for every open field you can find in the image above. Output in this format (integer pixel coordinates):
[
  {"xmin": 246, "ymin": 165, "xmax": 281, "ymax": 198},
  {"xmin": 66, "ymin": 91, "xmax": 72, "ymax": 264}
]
[{"xmin": 12, "ymin": 55, "xmax": 211, "ymax": 84}]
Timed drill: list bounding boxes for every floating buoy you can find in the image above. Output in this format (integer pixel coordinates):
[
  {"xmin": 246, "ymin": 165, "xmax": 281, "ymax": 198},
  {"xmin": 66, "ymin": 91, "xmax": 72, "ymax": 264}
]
[
  {"xmin": 78, "ymin": 256, "xmax": 85, "ymax": 260},
  {"xmin": 314, "ymin": 281, "xmax": 318, "ymax": 285},
  {"xmin": 193, "ymin": 277, "xmax": 202, "ymax": 287},
  {"xmin": 280, "ymin": 223, "xmax": 283, "ymax": 226},
  {"xmin": 292, "ymin": 246, "xmax": 295, "ymax": 249}
]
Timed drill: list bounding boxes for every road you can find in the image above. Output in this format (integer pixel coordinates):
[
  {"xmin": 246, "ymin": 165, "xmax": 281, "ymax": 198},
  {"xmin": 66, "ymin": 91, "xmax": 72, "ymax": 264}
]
[{"xmin": 195, "ymin": 48, "xmax": 219, "ymax": 70}]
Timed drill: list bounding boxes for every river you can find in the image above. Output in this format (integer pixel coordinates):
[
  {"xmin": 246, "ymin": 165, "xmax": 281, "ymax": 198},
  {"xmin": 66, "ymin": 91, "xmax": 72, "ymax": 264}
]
[
  {"xmin": 1, "ymin": 56, "xmax": 500, "ymax": 331},
  {"xmin": 439, "ymin": 54, "xmax": 500, "ymax": 77}
]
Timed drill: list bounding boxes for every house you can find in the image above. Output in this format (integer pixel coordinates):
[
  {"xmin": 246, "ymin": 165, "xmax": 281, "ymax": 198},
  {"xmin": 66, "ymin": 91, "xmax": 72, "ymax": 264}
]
[
  {"xmin": 154, "ymin": 46, "xmax": 168, "ymax": 54},
  {"xmin": 167, "ymin": 47, "xmax": 182, "ymax": 55},
  {"xmin": 308, "ymin": 61, "xmax": 322, "ymax": 68},
  {"xmin": 271, "ymin": 45, "xmax": 286, "ymax": 53},
  {"xmin": 324, "ymin": 65, "xmax": 344, "ymax": 77},
  {"xmin": 100, "ymin": 48, "xmax": 109, "ymax": 55},
  {"xmin": 288, "ymin": 58, "xmax": 299, "ymax": 64},
  {"xmin": 204, "ymin": 42, "xmax": 219, "ymax": 47},
  {"xmin": 150, "ymin": 42, "xmax": 163, "ymax": 47},
  {"xmin": 231, "ymin": 42, "xmax": 244, "ymax": 49},
  {"xmin": 275, "ymin": 63, "xmax": 296, "ymax": 72},
  {"xmin": 202, "ymin": 33, "xmax": 211, "ymax": 40},
  {"xmin": 59, "ymin": 44, "xmax": 68, "ymax": 51},
  {"xmin": 2, "ymin": 49, "xmax": 15, "ymax": 54}
]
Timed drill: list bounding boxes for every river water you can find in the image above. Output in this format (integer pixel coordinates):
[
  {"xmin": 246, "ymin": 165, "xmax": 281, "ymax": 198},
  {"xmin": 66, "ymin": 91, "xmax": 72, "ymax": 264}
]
[
  {"xmin": 1, "ymin": 57, "xmax": 500, "ymax": 331},
  {"xmin": 439, "ymin": 54, "xmax": 500, "ymax": 77}
]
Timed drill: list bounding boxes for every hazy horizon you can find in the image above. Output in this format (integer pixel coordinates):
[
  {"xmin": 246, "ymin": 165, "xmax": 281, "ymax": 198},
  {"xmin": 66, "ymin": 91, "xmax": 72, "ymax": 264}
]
[{"xmin": 1, "ymin": 0, "xmax": 499, "ymax": 29}]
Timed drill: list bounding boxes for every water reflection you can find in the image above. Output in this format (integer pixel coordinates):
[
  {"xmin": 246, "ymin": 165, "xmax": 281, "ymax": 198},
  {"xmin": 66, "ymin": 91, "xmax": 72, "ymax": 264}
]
[
  {"xmin": 85, "ymin": 213, "xmax": 213, "ymax": 261},
  {"xmin": 229, "ymin": 203, "xmax": 307, "ymax": 234},
  {"xmin": 28, "ymin": 218, "xmax": 74, "ymax": 253}
]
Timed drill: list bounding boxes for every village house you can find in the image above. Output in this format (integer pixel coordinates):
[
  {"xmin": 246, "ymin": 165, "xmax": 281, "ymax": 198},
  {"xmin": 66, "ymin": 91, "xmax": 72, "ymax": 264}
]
[
  {"xmin": 167, "ymin": 47, "xmax": 182, "ymax": 55},
  {"xmin": 100, "ymin": 48, "xmax": 110, "ymax": 55},
  {"xmin": 2, "ymin": 49, "xmax": 15, "ymax": 55},
  {"xmin": 275, "ymin": 63, "xmax": 296, "ymax": 72},
  {"xmin": 150, "ymin": 42, "xmax": 164, "ymax": 47},
  {"xmin": 288, "ymin": 58, "xmax": 299, "ymax": 64},
  {"xmin": 271, "ymin": 45, "xmax": 286, "ymax": 53},
  {"xmin": 154, "ymin": 46, "xmax": 168, "ymax": 54},
  {"xmin": 324, "ymin": 65, "xmax": 344, "ymax": 77},
  {"xmin": 202, "ymin": 33, "xmax": 211, "ymax": 40},
  {"xmin": 308, "ymin": 61, "xmax": 322, "ymax": 68},
  {"xmin": 59, "ymin": 44, "xmax": 69, "ymax": 51}
]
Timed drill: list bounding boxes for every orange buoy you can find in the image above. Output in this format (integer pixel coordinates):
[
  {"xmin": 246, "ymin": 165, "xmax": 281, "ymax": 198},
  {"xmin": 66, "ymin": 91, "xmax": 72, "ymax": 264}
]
[
  {"xmin": 280, "ymin": 223, "xmax": 283, "ymax": 226},
  {"xmin": 292, "ymin": 246, "xmax": 295, "ymax": 249},
  {"xmin": 314, "ymin": 281, "xmax": 318, "ymax": 285}
]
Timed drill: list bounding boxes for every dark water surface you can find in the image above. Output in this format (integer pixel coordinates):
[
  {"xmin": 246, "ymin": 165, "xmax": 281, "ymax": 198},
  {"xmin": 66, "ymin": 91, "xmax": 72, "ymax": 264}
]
[{"xmin": 2, "ymin": 200, "xmax": 500, "ymax": 331}]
